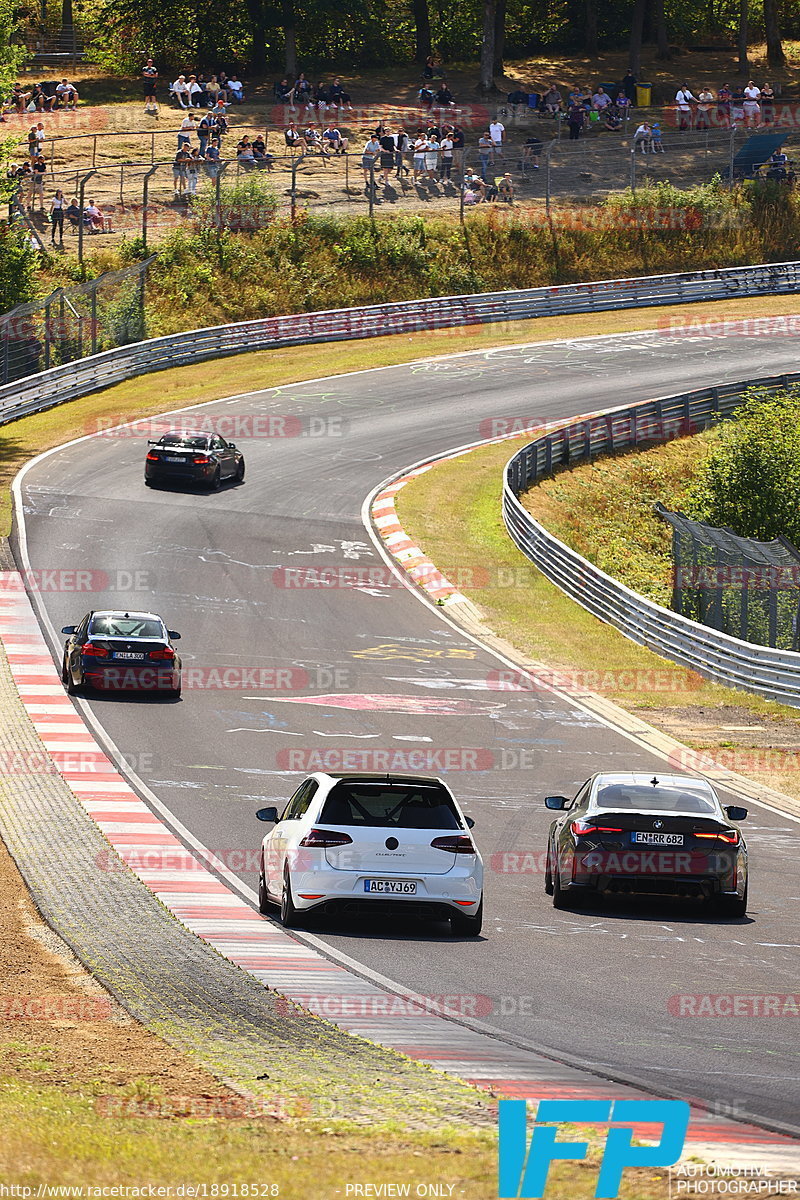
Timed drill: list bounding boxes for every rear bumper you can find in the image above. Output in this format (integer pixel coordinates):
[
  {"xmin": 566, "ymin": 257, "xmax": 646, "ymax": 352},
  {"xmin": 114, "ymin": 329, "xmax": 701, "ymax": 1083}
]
[
  {"xmin": 288, "ymin": 866, "xmax": 482, "ymax": 913},
  {"xmin": 83, "ymin": 664, "xmax": 180, "ymax": 692},
  {"xmin": 145, "ymin": 463, "xmax": 214, "ymax": 484}
]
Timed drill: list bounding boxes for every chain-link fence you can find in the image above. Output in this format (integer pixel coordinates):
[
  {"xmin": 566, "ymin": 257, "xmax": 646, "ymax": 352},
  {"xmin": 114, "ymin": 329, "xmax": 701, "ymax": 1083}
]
[
  {"xmin": 0, "ymin": 258, "xmax": 150, "ymax": 384},
  {"xmin": 657, "ymin": 503, "xmax": 800, "ymax": 650}
]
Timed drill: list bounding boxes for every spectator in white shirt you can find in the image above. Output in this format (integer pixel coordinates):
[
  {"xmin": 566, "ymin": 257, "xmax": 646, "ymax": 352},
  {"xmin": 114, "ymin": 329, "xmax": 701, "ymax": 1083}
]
[
  {"xmin": 489, "ymin": 119, "xmax": 505, "ymax": 156},
  {"xmin": 228, "ymin": 76, "xmax": 245, "ymax": 104},
  {"xmin": 675, "ymin": 85, "xmax": 696, "ymax": 129},
  {"xmin": 186, "ymin": 76, "xmax": 203, "ymax": 107},
  {"xmin": 171, "ymin": 75, "xmax": 190, "ymax": 109},
  {"xmin": 178, "ymin": 113, "xmax": 196, "ymax": 149},
  {"xmin": 743, "ymin": 81, "xmax": 761, "ymax": 126}
]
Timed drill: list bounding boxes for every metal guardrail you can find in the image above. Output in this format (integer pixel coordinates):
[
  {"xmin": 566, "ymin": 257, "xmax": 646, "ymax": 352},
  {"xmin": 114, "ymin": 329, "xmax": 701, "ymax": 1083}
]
[
  {"xmin": 502, "ymin": 372, "xmax": 800, "ymax": 708},
  {"xmin": 2, "ymin": 258, "xmax": 800, "ymax": 428}
]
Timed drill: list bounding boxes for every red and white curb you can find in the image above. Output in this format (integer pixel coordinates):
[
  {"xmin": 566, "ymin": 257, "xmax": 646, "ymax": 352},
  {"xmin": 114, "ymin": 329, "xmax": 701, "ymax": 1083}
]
[{"xmin": 0, "ymin": 574, "xmax": 798, "ymax": 1159}]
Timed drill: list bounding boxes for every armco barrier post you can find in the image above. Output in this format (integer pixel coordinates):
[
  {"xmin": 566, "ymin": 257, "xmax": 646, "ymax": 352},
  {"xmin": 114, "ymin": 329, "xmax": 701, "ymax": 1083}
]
[
  {"xmin": 141, "ymin": 163, "xmax": 158, "ymax": 252},
  {"xmin": 77, "ymin": 168, "xmax": 97, "ymax": 271}
]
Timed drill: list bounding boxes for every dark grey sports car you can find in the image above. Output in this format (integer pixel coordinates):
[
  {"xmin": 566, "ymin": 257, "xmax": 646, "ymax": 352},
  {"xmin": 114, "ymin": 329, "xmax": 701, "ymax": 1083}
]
[
  {"xmin": 544, "ymin": 772, "xmax": 748, "ymax": 916},
  {"xmin": 145, "ymin": 432, "xmax": 245, "ymax": 489}
]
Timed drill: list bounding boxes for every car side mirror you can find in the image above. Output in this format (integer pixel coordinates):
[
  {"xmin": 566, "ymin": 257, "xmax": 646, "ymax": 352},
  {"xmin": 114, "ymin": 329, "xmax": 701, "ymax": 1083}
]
[
  {"xmin": 464, "ymin": 816, "xmax": 475, "ymax": 829},
  {"xmin": 545, "ymin": 795, "xmax": 571, "ymax": 810},
  {"xmin": 61, "ymin": 625, "xmax": 76, "ymax": 635},
  {"xmin": 167, "ymin": 630, "xmax": 181, "ymax": 640},
  {"xmin": 725, "ymin": 805, "xmax": 748, "ymax": 822},
  {"xmin": 256, "ymin": 806, "xmax": 279, "ymax": 823}
]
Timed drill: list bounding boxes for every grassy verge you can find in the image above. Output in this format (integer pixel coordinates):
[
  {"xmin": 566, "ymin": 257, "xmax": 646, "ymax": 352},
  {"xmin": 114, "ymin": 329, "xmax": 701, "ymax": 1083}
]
[
  {"xmin": 395, "ymin": 435, "xmax": 800, "ymax": 800},
  {"xmin": 523, "ymin": 430, "xmax": 714, "ymax": 604}
]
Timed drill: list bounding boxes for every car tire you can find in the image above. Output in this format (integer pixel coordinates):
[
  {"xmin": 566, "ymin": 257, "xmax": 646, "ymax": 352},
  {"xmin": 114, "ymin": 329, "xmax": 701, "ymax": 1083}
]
[
  {"xmin": 450, "ymin": 898, "xmax": 483, "ymax": 937},
  {"xmin": 258, "ymin": 869, "xmax": 271, "ymax": 915},
  {"xmin": 553, "ymin": 868, "xmax": 584, "ymax": 910},
  {"xmin": 716, "ymin": 883, "xmax": 748, "ymax": 918},
  {"xmin": 235, "ymin": 460, "xmax": 245, "ymax": 483},
  {"xmin": 544, "ymin": 844, "xmax": 554, "ymax": 896},
  {"xmin": 280, "ymin": 869, "xmax": 305, "ymax": 928},
  {"xmin": 144, "ymin": 478, "xmax": 155, "ymax": 487},
  {"xmin": 62, "ymin": 658, "xmax": 79, "ymax": 695},
  {"xmin": 209, "ymin": 468, "xmax": 221, "ymax": 490}
]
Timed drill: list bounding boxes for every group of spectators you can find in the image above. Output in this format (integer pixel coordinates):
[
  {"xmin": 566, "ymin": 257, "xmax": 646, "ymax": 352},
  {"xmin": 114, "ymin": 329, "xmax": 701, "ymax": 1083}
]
[
  {"xmin": 273, "ymin": 74, "xmax": 354, "ymax": 115},
  {"xmin": 140, "ymin": 60, "xmax": 247, "ymax": 114},
  {"xmin": 670, "ymin": 81, "xmax": 778, "ymax": 128},
  {"xmin": 2, "ymin": 78, "xmax": 79, "ymax": 116},
  {"xmin": 7, "ymin": 160, "xmax": 111, "ymax": 244}
]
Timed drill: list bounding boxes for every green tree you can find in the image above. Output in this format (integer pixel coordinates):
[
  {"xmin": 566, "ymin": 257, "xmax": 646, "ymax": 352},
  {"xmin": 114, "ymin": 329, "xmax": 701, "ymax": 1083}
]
[{"xmin": 684, "ymin": 389, "xmax": 800, "ymax": 545}]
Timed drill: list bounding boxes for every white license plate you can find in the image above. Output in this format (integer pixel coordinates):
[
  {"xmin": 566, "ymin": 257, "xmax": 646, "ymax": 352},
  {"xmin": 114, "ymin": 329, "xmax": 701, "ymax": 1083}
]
[
  {"xmin": 632, "ymin": 832, "xmax": 684, "ymax": 846},
  {"xmin": 364, "ymin": 879, "xmax": 417, "ymax": 894},
  {"xmin": 113, "ymin": 652, "xmax": 145, "ymax": 660},
  {"xmin": 165, "ymin": 456, "xmax": 185, "ymax": 463}
]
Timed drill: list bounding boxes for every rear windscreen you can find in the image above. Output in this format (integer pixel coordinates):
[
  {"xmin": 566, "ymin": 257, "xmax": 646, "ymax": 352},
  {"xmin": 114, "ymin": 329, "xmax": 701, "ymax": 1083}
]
[
  {"xmin": 158, "ymin": 435, "xmax": 208, "ymax": 450},
  {"xmin": 319, "ymin": 783, "xmax": 461, "ymax": 829},
  {"xmin": 90, "ymin": 617, "xmax": 164, "ymax": 639},
  {"xmin": 595, "ymin": 783, "xmax": 717, "ymax": 815}
]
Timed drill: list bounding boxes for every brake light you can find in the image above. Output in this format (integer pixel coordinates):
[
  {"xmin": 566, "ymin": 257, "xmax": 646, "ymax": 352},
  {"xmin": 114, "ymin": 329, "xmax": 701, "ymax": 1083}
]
[
  {"xmin": 298, "ymin": 828, "xmax": 353, "ymax": 848},
  {"xmin": 192, "ymin": 455, "xmax": 212, "ymax": 464},
  {"xmin": 149, "ymin": 646, "xmax": 175, "ymax": 661},
  {"xmin": 146, "ymin": 452, "xmax": 159, "ymax": 462},
  {"xmin": 696, "ymin": 830, "xmax": 740, "ymax": 845},
  {"xmin": 431, "ymin": 835, "xmax": 476, "ymax": 854},
  {"xmin": 570, "ymin": 819, "xmax": 623, "ymax": 836},
  {"xmin": 81, "ymin": 642, "xmax": 108, "ymax": 658}
]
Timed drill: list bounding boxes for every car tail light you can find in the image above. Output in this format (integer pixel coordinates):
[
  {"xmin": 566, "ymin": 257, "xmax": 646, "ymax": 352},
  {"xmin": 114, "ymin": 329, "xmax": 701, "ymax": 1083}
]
[
  {"xmin": 149, "ymin": 646, "xmax": 175, "ymax": 661},
  {"xmin": 192, "ymin": 455, "xmax": 212, "ymax": 464},
  {"xmin": 696, "ymin": 830, "xmax": 740, "ymax": 845},
  {"xmin": 298, "ymin": 828, "xmax": 353, "ymax": 848},
  {"xmin": 146, "ymin": 452, "xmax": 159, "ymax": 462},
  {"xmin": 570, "ymin": 819, "xmax": 623, "ymax": 836},
  {"xmin": 431, "ymin": 835, "xmax": 476, "ymax": 854},
  {"xmin": 81, "ymin": 642, "xmax": 108, "ymax": 657}
]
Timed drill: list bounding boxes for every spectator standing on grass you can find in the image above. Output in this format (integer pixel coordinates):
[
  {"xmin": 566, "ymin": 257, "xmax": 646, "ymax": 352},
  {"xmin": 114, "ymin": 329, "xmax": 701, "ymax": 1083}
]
[
  {"xmin": 523, "ymin": 134, "xmax": 542, "ymax": 168},
  {"xmin": 178, "ymin": 111, "xmax": 196, "ymax": 149},
  {"xmin": 675, "ymin": 84, "xmax": 696, "ymax": 130},
  {"xmin": 394, "ymin": 127, "xmax": 409, "ymax": 176},
  {"xmin": 439, "ymin": 128, "xmax": 453, "ymax": 179},
  {"xmin": 361, "ymin": 133, "xmax": 381, "ymax": 189},
  {"xmin": 761, "ymin": 82, "xmax": 775, "ymax": 125},
  {"xmin": 142, "ymin": 59, "xmax": 158, "ymax": 113},
  {"xmin": 478, "ymin": 130, "xmax": 493, "ymax": 179},
  {"xmin": 27, "ymin": 126, "xmax": 37, "ymax": 158},
  {"xmin": 425, "ymin": 131, "xmax": 440, "ymax": 181},
  {"xmin": 172, "ymin": 146, "xmax": 189, "ymax": 199},
  {"xmin": 412, "ymin": 131, "xmax": 427, "ymax": 181},
  {"xmin": 650, "ymin": 121, "xmax": 664, "ymax": 152},
  {"xmin": 489, "ymin": 117, "xmax": 505, "ymax": 157},
  {"xmin": 31, "ymin": 154, "xmax": 46, "ymax": 210},
  {"xmin": 696, "ymin": 86, "xmax": 714, "ymax": 131},
  {"xmin": 49, "ymin": 188, "xmax": 66, "ymax": 245},
  {"xmin": 717, "ymin": 83, "xmax": 732, "ymax": 125},
  {"xmin": 204, "ymin": 138, "xmax": 221, "ymax": 178},
  {"xmin": 567, "ymin": 102, "xmax": 585, "ymax": 140},
  {"xmin": 378, "ymin": 127, "xmax": 395, "ymax": 184},
  {"xmin": 186, "ymin": 148, "xmax": 201, "ymax": 193},
  {"xmin": 622, "ymin": 70, "xmax": 637, "ymax": 104},
  {"xmin": 743, "ymin": 81, "xmax": 761, "ymax": 126},
  {"xmin": 730, "ymin": 82, "xmax": 745, "ymax": 125},
  {"xmin": 197, "ymin": 112, "xmax": 211, "ymax": 154}
]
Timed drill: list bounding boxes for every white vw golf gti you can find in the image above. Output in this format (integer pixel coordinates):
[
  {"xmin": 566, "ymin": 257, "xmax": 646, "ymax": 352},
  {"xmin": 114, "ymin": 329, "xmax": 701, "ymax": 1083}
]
[{"xmin": 256, "ymin": 772, "xmax": 483, "ymax": 935}]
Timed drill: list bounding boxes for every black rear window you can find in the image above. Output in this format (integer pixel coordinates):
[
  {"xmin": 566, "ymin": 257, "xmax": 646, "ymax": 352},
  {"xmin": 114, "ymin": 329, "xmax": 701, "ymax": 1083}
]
[
  {"xmin": 89, "ymin": 616, "xmax": 164, "ymax": 639},
  {"xmin": 157, "ymin": 435, "xmax": 209, "ymax": 450},
  {"xmin": 595, "ymin": 783, "xmax": 717, "ymax": 815},
  {"xmin": 319, "ymin": 782, "xmax": 461, "ymax": 829}
]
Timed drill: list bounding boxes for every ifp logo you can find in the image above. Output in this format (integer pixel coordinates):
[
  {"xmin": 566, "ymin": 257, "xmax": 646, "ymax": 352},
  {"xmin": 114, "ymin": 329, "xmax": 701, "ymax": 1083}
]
[{"xmin": 498, "ymin": 1098, "xmax": 690, "ymax": 1197}]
